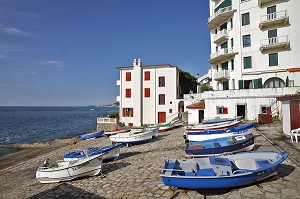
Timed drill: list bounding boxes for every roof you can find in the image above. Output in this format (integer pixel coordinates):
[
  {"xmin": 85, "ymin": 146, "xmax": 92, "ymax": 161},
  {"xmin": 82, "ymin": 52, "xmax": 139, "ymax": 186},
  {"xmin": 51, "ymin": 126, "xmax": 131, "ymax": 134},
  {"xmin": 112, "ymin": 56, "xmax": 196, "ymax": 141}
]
[
  {"xmin": 186, "ymin": 100, "xmax": 205, "ymax": 109},
  {"xmin": 117, "ymin": 64, "xmax": 178, "ymax": 70},
  {"xmin": 276, "ymin": 93, "xmax": 300, "ymax": 101},
  {"xmin": 288, "ymin": 68, "xmax": 300, "ymax": 73}
]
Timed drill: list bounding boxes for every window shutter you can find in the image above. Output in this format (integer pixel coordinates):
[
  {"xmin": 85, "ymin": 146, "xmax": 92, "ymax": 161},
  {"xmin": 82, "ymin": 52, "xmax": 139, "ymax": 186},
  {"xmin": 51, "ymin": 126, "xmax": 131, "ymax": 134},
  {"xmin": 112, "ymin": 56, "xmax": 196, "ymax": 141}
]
[
  {"xmin": 223, "ymin": 107, "xmax": 228, "ymax": 114},
  {"xmin": 145, "ymin": 88, "xmax": 150, "ymax": 97},
  {"xmin": 144, "ymin": 71, "xmax": 150, "ymax": 80},
  {"xmin": 126, "ymin": 89, "xmax": 131, "ymax": 98},
  {"xmin": 130, "ymin": 108, "xmax": 133, "ymax": 117},
  {"xmin": 239, "ymin": 80, "xmax": 244, "ymax": 89},
  {"xmin": 126, "ymin": 72, "xmax": 131, "ymax": 81},
  {"xmin": 122, "ymin": 108, "xmax": 126, "ymax": 117}
]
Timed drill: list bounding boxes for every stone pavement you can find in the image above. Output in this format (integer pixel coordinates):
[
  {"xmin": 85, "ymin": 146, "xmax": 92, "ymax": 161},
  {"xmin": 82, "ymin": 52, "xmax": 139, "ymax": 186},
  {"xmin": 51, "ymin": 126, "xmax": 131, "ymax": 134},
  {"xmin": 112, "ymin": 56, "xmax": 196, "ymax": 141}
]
[{"xmin": 0, "ymin": 121, "xmax": 299, "ymax": 199}]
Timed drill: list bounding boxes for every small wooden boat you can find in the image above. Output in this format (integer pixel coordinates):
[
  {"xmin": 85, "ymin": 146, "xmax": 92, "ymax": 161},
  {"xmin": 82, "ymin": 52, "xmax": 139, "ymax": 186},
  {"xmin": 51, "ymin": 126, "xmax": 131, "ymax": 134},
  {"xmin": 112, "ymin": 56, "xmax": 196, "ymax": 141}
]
[
  {"xmin": 185, "ymin": 134, "xmax": 255, "ymax": 157},
  {"xmin": 109, "ymin": 129, "xmax": 153, "ymax": 146},
  {"xmin": 104, "ymin": 128, "xmax": 131, "ymax": 137},
  {"xmin": 63, "ymin": 143, "xmax": 122, "ymax": 163},
  {"xmin": 80, "ymin": 130, "xmax": 104, "ymax": 140},
  {"xmin": 145, "ymin": 127, "xmax": 159, "ymax": 138},
  {"xmin": 160, "ymin": 151, "xmax": 288, "ymax": 189},
  {"xmin": 172, "ymin": 120, "xmax": 184, "ymax": 128},
  {"xmin": 185, "ymin": 123, "xmax": 255, "ymax": 142},
  {"xmin": 148, "ymin": 123, "xmax": 175, "ymax": 133},
  {"xmin": 36, "ymin": 153, "xmax": 103, "ymax": 183},
  {"xmin": 186, "ymin": 120, "xmax": 241, "ymax": 132}
]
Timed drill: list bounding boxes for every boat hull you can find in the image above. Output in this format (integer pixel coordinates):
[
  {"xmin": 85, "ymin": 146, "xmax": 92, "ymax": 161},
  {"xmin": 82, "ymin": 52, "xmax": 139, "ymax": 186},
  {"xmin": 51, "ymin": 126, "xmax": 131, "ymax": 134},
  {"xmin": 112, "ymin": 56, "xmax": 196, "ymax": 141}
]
[
  {"xmin": 202, "ymin": 116, "xmax": 243, "ymax": 125},
  {"xmin": 36, "ymin": 154, "xmax": 103, "ymax": 184},
  {"xmin": 80, "ymin": 130, "xmax": 104, "ymax": 140},
  {"xmin": 109, "ymin": 130, "xmax": 153, "ymax": 145},
  {"xmin": 185, "ymin": 135, "xmax": 255, "ymax": 157},
  {"xmin": 186, "ymin": 120, "xmax": 241, "ymax": 132},
  {"xmin": 104, "ymin": 129, "xmax": 131, "ymax": 136}
]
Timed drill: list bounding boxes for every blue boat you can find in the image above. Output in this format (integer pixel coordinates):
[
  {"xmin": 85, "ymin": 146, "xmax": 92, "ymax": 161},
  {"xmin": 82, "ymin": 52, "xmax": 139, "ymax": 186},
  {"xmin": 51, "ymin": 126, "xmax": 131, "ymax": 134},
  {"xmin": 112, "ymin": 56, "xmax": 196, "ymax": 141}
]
[
  {"xmin": 160, "ymin": 151, "xmax": 288, "ymax": 189},
  {"xmin": 202, "ymin": 116, "xmax": 243, "ymax": 125},
  {"xmin": 185, "ymin": 123, "xmax": 255, "ymax": 142},
  {"xmin": 185, "ymin": 134, "xmax": 255, "ymax": 157},
  {"xmin": 64, "ymin": 143, "xmax": 122, "ymax": 163},
  {"xmin": 80, "ymin": 130, "xmax": 104, "ymax": 140}
]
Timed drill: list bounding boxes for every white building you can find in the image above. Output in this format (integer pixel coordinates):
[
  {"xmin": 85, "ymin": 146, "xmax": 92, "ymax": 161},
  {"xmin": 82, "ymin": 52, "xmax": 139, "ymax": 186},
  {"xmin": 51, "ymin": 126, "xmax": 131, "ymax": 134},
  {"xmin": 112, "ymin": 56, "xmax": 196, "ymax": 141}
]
[
  {"xmin": 116, "ymin": 59, "xmax": 181, "ymax": 127},
  {"xmin": 185, "ymin": 0, "xmax": 300, "ymax": 124}
]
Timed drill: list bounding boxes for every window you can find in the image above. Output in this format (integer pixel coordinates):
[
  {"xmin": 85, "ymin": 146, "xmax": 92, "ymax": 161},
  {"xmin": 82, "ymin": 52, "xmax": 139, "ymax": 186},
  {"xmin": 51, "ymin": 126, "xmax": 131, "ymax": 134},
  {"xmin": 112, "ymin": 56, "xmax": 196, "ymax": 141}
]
[
  {"xmin": 261, "ymin": 106, "xmax": 268, "ymax": 114},
  {"xmin": 244, "ymin": 80, "xmax": 253, "ymax": 89},
  {"xmin": 231, "ymin": 38, "xmax": 234, "ymax": 47},
  {"xmin": 231, "ymin": 59, "xmax": 234, "ymax": 71},
  {"xmin": 269, "ymin": 53, "xmax": 278, "ymax": 66},
  {"xmin": 122, "ymin": 108, "xmax": 133, "ymax": 117},
  {"xmin": 159, "ymin": 77, "xmax": 165, "ymax": 87},
  {"xmin": 243, "ymin": 35, "xmax": 251, "ymax": 47},
  {"xmin": 230, "ymin": 18, "xmax": 233, "ymax": 29},
  {"xmin": 223, "ymin": 81, "xmax": 229, "ymax": 90},
  {"xmin": 243, "ymin": 56, "xmax": 252, "ymax": 69},
  {"xmin": 144, "ymin": 71, "xmax": 150, "ymax": 81},
  {"xmin": 125, "ymin": 89, "xmax": 131, "ymax": 98},
  {"xmin": 144, "ymin": 88, "xmax": 150, "ymax": 97},
  {"xmin": 221, "ymin": 42, "xmax": 228, "ymax": 49},
  {"xmin": 125, "ymin": 72, "xmax": 131, "ymax": 81},
  {"xmin": 217, "ymin": 107, "xmax": 228, "ymax": 114},
  {"xmin": 242, "ymin": 13, "xmax": 250, "ymax": 26},
  {"xmin": 267, "ymin": 5, "xmax": 276, "ymax": 20},
  {"xmin": 169, "ymin": 109, "xmax": 172, "ymax": 114},
  {"xmin": 222, "ymin": 61, "xmax": 228, "ymax": 70},
  {"xmin": 220, "ymin": 22, "xmax": 227, "ymax": 31},
  {"xmin": 159, "ymin": 94, "xmax": 165, "ymax": 105},
  {"xmin": 264, "ymin": 77, "xmax": 285, "ymax": 88},
  {"xmin": 268, "ymin": 29, "xmax": 277, "ymax": 44}
]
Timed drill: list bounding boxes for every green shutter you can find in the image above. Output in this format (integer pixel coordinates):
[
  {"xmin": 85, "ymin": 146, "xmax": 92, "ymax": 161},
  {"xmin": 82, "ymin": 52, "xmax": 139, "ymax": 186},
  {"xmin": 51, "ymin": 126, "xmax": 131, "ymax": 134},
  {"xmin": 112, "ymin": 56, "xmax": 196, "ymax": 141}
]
[
  {"xmin": 268, "ymin": 29, "xmax": 277, "ymax": 38},
  {"xmin": 221, "ymin": 42, "xmax": 228, "ymax": 49},
  {"xmin": 269, "ymin": 53, "xmax": 278, "ymax": 66},
  {"xmin": 222, "ymin": 62, "xmax": 228, "ymax": 70},
  {"xmin": 267, "ymin": 5, "xmax": 276, "ymax": 14},
  {"xmin": 243, "ymin": 57, "xmax": 252, "ymax": 69},
  {"xmin": 253, "ymin": 79, "xmax": 258, "ymax": 89},
  {"xmin": 258, "ymin": 78, "xmax": 263, "ymax": 88},
  {"xmin": 239, "ymin": 80, "xmax": 244, "ymax": 89}
]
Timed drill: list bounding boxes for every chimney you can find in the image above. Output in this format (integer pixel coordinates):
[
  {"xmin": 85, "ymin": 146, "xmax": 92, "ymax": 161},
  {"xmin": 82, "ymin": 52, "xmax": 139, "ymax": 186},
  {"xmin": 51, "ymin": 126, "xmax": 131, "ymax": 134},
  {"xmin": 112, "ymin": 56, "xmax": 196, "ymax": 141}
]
[{"xmin": 133, "ymin": 58, "xmax": 142, "ymax": 67}]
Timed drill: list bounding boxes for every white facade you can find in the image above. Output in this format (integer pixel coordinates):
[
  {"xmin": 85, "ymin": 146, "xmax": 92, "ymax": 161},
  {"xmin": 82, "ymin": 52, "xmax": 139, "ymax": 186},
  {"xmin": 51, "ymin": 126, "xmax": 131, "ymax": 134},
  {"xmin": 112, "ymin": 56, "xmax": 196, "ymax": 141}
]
[
  {"xmin": 116, "ymin": 59, "xmax": 180, "ymax": 127},
  {"xmin": 185, "ymin": 0, "xmax": 300, "ymax": 125},
  {"xmin": 209, "ymin": 0, "xmax": 300, "ymax": 91}
]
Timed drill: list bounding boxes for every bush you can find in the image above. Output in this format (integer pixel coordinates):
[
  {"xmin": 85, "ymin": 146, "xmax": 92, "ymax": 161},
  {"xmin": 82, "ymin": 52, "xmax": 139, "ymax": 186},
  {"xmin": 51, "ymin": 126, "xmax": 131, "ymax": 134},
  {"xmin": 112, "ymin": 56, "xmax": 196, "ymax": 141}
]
[{"xmin": 108, "ymin": 113, "xmax": 119, "ymax": 118}]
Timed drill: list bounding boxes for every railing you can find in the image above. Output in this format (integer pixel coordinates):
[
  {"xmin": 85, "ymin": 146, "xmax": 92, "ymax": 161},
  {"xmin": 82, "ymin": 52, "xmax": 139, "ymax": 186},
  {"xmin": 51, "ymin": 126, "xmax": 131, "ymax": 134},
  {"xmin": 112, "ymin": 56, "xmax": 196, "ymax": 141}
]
[
  {"xmin": 214, "ymin": 29, "xmax": 229, "ymax": 43},
  {"xmin": 97, "ymin": 117, "xmax": 118, "ymax": 124},
  {"xmin": 260, "ymin": 10, "xmax": 287, "ymax": 23},
  {"xmin": 214, "ymin": 70, "xmax": 230, "ymax": 80},
  {"xmin": 260, "ymin": 35, "xmax": 289, "ymax": 47},
  {"xmin": 208, "ymin": 6, "xmax": 233, "ymax": 23},
  {"xmin": 211, "ymin": 48, "xmax": 234, "ymax": 60}
]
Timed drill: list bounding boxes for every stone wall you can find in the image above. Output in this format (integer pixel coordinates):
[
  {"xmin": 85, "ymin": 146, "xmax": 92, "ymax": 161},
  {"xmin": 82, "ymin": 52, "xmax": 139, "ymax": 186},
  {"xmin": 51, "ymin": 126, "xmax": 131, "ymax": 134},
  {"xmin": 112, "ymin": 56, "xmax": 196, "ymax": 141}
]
[{"xmin": 97, "ymin": 123, "xmax": 119, "ymax": 131}]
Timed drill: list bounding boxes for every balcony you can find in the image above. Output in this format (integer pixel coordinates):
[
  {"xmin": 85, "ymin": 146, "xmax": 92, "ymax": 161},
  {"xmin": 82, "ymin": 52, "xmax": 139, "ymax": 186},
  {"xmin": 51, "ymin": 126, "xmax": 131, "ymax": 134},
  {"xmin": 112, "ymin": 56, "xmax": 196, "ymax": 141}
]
[
  {"xmin": 209, "ymin": 48, "xmax": 238, "ymax": 64},
  {"xmin": 258, "ymin": 0, "xmax": 280, "ymax": 7},
  {"xmin": 208, "ymin": 6, "xmax": 236, "ymax": 29},
  {"xmin": 116, "ymin": 80, "xmax": 121, "ymax": 86},
  {"xmin": 260, "ymin": 35, "xmax": 290, "ymax": 52},
  {"xmin": 213, "ymin": 29, "xmax": 230, "ymax": 44},
  {"xmin": 259, "ymin": 10, "xmax": 289, "ymax": 29},
  {"xmin": 214, "ymin": 70, "xmax": 230, "ymax": 82}
]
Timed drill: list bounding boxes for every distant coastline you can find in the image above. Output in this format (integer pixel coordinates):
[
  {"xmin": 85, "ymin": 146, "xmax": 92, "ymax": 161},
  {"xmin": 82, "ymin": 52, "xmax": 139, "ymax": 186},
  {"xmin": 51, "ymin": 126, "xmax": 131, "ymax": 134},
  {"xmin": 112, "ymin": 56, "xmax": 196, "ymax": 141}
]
[{"xmin": 89, "ymin": 102, "xmax": 119, "ymax": 108}]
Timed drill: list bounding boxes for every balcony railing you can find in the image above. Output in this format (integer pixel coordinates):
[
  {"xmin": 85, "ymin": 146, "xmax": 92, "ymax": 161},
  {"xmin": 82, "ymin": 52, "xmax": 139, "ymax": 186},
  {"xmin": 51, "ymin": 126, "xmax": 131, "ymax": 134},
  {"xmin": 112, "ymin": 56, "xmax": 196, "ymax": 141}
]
[
  {"xmin": 97, "ymin": 117, "xmax": 118, "ymax": 124},
  {"xmin": 214, "ymin": 70, "xmax": 230, "ymax": 81},
  {"xmin": 208, "ymin": 6, "xmax": 236, "ymax": 29},
  {"xmin": 260, "ymin": 35, "xmax": 290, "ymax": 52},
  {"xmin": 214, "ymin": 29, "xmax": 230, "ymax": 44},
  {"xmin": 259, "ymin": 10, "xmax": 289, "ymax": 29},
  {"xmin": 209, "ymin": 48, "xmax": 237, "ymax": 64}
]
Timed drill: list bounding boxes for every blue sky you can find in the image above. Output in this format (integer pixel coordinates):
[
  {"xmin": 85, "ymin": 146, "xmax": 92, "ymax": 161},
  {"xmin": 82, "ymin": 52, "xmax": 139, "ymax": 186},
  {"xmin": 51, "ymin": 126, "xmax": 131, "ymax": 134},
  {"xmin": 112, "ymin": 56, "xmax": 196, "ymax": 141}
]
[{"xmin": 0, "ymin": 0, "xmax": 210, "ymax": 106}]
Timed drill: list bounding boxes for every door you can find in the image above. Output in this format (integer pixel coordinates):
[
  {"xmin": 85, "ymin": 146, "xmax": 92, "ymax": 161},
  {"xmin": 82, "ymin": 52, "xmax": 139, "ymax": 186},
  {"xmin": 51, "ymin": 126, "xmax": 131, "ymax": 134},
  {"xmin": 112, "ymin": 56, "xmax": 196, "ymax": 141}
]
[
  {"xmin": 290, "ymin": 101, "xmax": 300, "ymax": 130},
  {"xmin": 237, "ymin": 104, "xmax": 246, "ymax": 118},
  {"xmin": 199, "ymin": 110, "xmax": 204, "ymax": 124},
  {"xmin": 158, "ymin": 112, "xmax": 166, "ymax": 123}
]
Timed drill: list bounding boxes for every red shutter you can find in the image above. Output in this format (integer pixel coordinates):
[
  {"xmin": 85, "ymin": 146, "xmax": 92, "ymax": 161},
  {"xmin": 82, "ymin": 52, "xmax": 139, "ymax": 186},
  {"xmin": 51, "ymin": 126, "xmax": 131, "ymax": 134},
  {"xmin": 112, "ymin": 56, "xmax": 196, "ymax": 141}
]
[
  {"xmin": 130, "ymin": 108, "xmax": 133, "ymax": 117},
  {"xmin": 126, "ymin": 72, "xmax": 131, "ymax": 81},
  {"xmin": 126, "ymin": 89, "xmax": 131, "ymax": 98},
  {"xmin": 223, "ymin": 107, "xmax": 228, "ymax": 114},
  {"xmin": 145, "ymin": 88, "xmax": 150, "ymax": 97},
  {"xmin": 122, "ymin": 108, "xmax": 126, "ymax": 117},
  {"xmin": 144, "ymin": 71, "xmax": 150, "ymax": 80}
]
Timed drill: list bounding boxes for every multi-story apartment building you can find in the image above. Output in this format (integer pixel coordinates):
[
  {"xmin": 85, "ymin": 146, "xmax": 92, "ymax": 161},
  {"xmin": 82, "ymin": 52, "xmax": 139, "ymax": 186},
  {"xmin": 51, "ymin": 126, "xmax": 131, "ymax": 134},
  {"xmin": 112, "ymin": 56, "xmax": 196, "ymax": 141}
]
[
  {"xmin": 116, "ymin": 59, "xmax": 180, "ymax": 127},
  {"xmin": 185, "ymin": 0, "xmax": 300, "ymax": 130}
]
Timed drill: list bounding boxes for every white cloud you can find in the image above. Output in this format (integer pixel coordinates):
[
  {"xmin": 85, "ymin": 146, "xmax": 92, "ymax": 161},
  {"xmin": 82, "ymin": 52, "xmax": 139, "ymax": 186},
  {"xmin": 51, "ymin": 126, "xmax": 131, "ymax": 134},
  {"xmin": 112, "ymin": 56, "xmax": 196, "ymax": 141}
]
[
  {"xmin": 45, "ymin": 60, "xmax": 65, "ymax": 68},
  {"xmin": 1, "ymin": 26, "xmax": 31, "ymax": 36}
]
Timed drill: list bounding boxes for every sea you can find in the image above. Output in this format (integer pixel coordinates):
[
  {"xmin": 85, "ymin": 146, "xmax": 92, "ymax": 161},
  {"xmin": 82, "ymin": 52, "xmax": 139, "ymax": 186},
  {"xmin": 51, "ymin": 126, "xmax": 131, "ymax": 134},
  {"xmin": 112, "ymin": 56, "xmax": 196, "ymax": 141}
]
[{"xmin": 0, "ymin": 106, "xmax": 118, "ymax": 157}]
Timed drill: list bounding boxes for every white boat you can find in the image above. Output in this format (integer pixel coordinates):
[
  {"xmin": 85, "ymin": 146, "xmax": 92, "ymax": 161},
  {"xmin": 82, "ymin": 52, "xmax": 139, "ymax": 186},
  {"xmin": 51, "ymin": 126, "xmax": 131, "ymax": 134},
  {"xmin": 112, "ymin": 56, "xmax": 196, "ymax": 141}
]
[
  {"xmin": 104, "ymin": 128, "xmax": 131, "ymax": 136},
  {"xmin": 186, "ymin": 120, "xmax": 241, "ymax": 132},
  {"xmin": 186, "ymin": 123, "xmax": 254, "ymax": 142},
  {"xmin": 202, "ymin": 116, "xmax": 243, "ymax": 124},
  {"xmin": 36, "ymin": 153, "xmax": 103, "ymax": 184},
  {"xmin": 109, "ymin": 129, "xmax": 153, "ymax": 146},
  {"xmin": 145, "ymin": 127, "xmax": 159, "ymax": 138}
]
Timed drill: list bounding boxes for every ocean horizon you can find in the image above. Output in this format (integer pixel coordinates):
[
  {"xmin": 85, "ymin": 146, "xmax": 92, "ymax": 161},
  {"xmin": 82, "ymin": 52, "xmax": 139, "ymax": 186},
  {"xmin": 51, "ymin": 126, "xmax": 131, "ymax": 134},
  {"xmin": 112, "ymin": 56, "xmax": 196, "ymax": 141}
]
[{"xmin": 0, "ymin": 106, "xmax": 118, "ymax": 157}]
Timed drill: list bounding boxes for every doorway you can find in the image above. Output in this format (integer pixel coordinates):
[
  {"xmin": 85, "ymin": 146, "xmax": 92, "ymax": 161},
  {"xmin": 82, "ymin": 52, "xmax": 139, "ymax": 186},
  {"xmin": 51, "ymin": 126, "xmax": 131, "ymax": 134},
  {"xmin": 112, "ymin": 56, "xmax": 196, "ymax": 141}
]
[
  {"xmin": 199, "ymin": 110, "xmax": 204, "ymax": 124},
  {"xmin": 290, "ymin": 100, "xmax": 300, "ymax": 130},
  {"xmin": 237, "ymin": 104, "xmax": 246, "ymax": 118},
  {"xmin": 158, "ymin": 112, "xmax": 166, "ymax": 123}
]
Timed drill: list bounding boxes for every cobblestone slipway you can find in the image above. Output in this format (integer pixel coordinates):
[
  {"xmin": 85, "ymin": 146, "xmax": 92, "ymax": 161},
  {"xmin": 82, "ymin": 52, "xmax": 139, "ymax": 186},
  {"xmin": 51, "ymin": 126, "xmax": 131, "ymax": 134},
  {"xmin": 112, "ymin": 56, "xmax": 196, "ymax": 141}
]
[{"xmin": 0, "ymin": 121, "xmax": 299, "ymax": 199}]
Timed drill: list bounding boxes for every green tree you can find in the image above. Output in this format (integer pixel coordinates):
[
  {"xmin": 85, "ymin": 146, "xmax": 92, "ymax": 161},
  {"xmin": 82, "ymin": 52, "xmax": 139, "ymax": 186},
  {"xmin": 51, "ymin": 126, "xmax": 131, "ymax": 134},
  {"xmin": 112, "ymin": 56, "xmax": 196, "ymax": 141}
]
[
  {"xmin": 200, "ymin": 83, "xmax": 213, "ymax": 93},
  {"xmin": 179, "ymin": 70, "xmax": 198, "ymax": 98}
]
